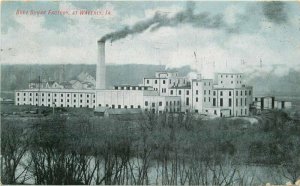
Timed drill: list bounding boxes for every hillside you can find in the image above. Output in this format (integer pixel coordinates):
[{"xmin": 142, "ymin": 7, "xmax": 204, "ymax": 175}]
[{"xmin": 1, "ymin": 64, "xmax": 299, "ymax": 99}]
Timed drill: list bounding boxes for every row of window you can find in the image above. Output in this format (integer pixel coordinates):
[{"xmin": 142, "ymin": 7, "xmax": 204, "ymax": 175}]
[
  {"xmin": 17, "ymin": 92, "xmax": 95, "ymax": 98},
  {"xmin": 145, "ymin": 100, "xmax": 180, "ymax": 107},
  {"xmin": 146, "ymin": 79, "xmax": 186, "ymax": 85},
  {"xmin": 170, "ymin": 90, "xmax": 189, "ymax": 95},
  {"xmin": 220, "ymin": 74, "xmax": 242, "ymax": 78},
  {"xmin": 17, "ymin": 103, "xmax": 94, "ymax": 108},
  {"xmin": 211, "ymin": 98, "xmax": 248, "ymax": 107},
  {"xmin": 17, "ymin": 98, "xmax": 95, "ymax": 104},
  {"xmin": 115, "ymin": 86, "xmax": 146, "ymax": 90},
  {"xmin": 220, "ymin": 81, "xmax": 242, "ymax": 84},
  {"xmin": 98, "ymin": 104, "xmax": 141, "ymax": 109}
]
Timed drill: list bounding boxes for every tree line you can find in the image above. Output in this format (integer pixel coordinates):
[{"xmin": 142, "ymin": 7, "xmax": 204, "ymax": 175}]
[{"xmin": 1, "ymin": 110, "xmax": 299, "ymax": 185}]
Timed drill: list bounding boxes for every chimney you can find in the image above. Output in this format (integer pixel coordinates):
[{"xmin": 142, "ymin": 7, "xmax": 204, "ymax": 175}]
[{"xmin": 96, "ymin": 41, "xmax": 106, "ymax": 89}]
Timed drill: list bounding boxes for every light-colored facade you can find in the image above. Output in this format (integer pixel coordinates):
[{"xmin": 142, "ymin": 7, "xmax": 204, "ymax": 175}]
[{"xmin": 15, "ymin": 71, "xmax": 253, "ymax": 117}]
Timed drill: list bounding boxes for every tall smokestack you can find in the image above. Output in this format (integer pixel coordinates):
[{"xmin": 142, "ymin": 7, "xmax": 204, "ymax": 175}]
[{"xmin": 96, "ymin": 41, "xmax": 106, "ymax": 89}]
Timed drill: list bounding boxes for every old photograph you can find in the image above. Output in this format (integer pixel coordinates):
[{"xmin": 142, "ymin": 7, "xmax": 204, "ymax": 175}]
[{"xmin": 1, "ymin": 0, "xmax": 300, "ymax": 185}]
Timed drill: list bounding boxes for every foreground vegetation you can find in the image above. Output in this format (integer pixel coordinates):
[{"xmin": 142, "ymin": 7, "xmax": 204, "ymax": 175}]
[{"xmin": 1, "ymin": 109, "xmax": 299, "ymax": 185}]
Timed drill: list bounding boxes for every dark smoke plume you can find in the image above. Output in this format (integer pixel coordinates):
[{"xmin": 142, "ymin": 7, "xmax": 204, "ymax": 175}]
[
  {"xmin": 262, "ymin": 1, "xmax": 287, "ymax": 24},
  {"xmin": 99, "ymin": 2, "xmax": 226, "ymax": 42}
]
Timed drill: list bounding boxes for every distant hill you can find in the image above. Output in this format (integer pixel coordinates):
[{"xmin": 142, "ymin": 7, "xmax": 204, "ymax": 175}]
[
  {"xmin": 0, "ymin": 64, "xmax": 192, "ymax": 91},
  {"xmin": 1, "ymin": 64, "xmax": 299, "ymax": 98}
]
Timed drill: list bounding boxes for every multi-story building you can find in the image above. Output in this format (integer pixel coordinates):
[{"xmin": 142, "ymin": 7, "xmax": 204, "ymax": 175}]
[{"xmin": 15, "ymin": 40, "xmax": 253, "ymax": 117}]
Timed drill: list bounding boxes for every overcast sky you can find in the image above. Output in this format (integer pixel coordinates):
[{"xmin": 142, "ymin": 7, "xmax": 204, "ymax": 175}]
[{"xmin": 1, "ymin": 1, "xmax": 300, "ymax": 78}]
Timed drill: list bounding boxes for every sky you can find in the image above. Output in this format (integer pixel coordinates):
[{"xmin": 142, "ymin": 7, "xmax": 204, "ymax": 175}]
[{"xmin": 1, "ymin": 1, "xmax": 300, "ymax": 78}]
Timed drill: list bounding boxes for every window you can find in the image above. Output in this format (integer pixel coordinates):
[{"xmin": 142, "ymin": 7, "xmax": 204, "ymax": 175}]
[
  {"xmin": 214, "ymin": 110, "xmax": 217, "ymax": 115},
  {"xmin": 209, "ymin": 97, "xmax": 211, "ymax": 102},
  {"xmin": 61, "ymin": 94, "xmax": 63, "ymax": 97},
  {"xmin": 213, "ymin": 91, "xmax": 216, "ymax": 96},
  {"xmin": 213, "ymin": 98, "xmax": 216, "ymax": 106},
  {"xmin": 241, "ymin": 91, "xmax": 243, "ymax": 96},
  {"xmin": 42, "ymin": 93, "xmax": 44, "ymax": 96},
  {"xmin": 163, "ymin": 80, "xmax": 165, "ymax": 84},
  {"xmin": 221, "ymin": 81, "xmax": 223, "ymax": 84},
  {"xmin": 166, "ymin": 101, "xmax": 168, "ymax": 106},
  {"xmin": 146, "ymin": 80, "xmax": 149, "ymax": 84},
  {"xmin": 87, "ymin": 100, "xmax": 89, "ymax": 103},
  {"xmin": 220, "ymin": 91, "xmax": 223, "ymax": 96},
  {"xmin": 155, "ymin": 80, "xmax": 157, "ymax": 84},
  {"xmin": 54, "ymin": 99, "xmax": 57, "ymax": 102},
  {"xmin": 178, "ymin": 90, "xmax": 181, "ymax": 95},
  {"xmin": 118, "ymin": 105, "xmax": 121, "ymax": 108},
  {"xmin": 170, "ymin": 90, "xmax": 173, "ymax": 95},
  {"xmin": 229, "ymin": 98, "xmax": 232, "ymax": 107},
  {"xmin": 74, "ymin": 94, "xmax": 76, "ymax": 97},
  {"xmin": 17, "ymin": 93, "xmax": 20, "ymax": 96},
  {"xmin": 61, "ymin": 99, "xmax": 63, "ymax": 102},
  {"xmin": 245, "ymin": 91, "xmax": 247, "ymax": 96},
  {"xmin": 220, "ymin": 98, "xmax": 223, "ymax": 107},
  {"xmin": 145, "ymin": 101, "xmax": 148, "ymax": 106},
  {"xmin": 204, "ymin": 82, "xmax": 206, "ymax": 86},
  {"xmin": 30, "ymin": 93, "xmax": 32, "ymax": 96},
  {"xmin": 131, "ymin": 105, "xmax": 134, "ymax": 108},
  {"xmin": 186, "ymin": 98, "xmax": 189, "ymax": 106},
  {"xmin": 159, "ymin": 101, "xmax": 162, "ymax": 106},
  {"xmin": 245, "ymin": 109, "xmax": 247, "ymax": 115},
  {"xmin": 152, "ymin": 103, "xmax": 155, "ymax": 107},
  {"xmin": 112, "ymin": 105, "xmax": 115, "ymax": 109},
  {"xmin": 236, "ymin": 99, "xmax": 238, "ymax": 106},
  {"xmin": 17, "ymin": 98, "xmax": 20, "ymax": 101},
  {"xmin": 209, "ymin": 90, "xmax": 211, "ymax": 95},
  {"xmin": 54, "ymin": 93, "xmax": 56, "ymax": 97},
  {"xmin": 236, "ymin": 91, "xmax": 238, "ymax": 96},
  {"xmin": 138, "ymin": 105, "xmax": 141, "ymax": 108},
  {"xmin": 67, "ymin": 94, "xmax": 69, "ymax": 97},
  {"xmin": 204, "ymin": 90, "xmax": 206, "ymax": 95},
  {"xmin": 231, "ymin": 81, "xmax": 233, "ymax": 84},
  {"xmin": 177, "ymin": 101, "xmax": 180, "ymax": 105},
  {"xmin": 186, "ymin": 90, "xmax": 189, "ymax": 95},
  {"xmin": 196, "ymin": 90, "xmax": 198, "ymax": 95},
  {"xmin": 204, "ymin": 97, "xmax": 206, "ymax": 102},
  {"xmin": 48, "ymin": 99, "xmax": 50, "ymax": 102},
  {"xmin": 80, "ymin": 94, "xmax": 82, "ymax": 97},
  {"xmin": 196, "ymin": 97, "xmax": 198, "ymax": 102},
  {"xmin": 24, "ymin": 98, "xmax": 26, "ymax": 101},
  {"xmin": 249, "ymin": 90, "xmax": 252, "ymax": 95},
  {"xmin": 87, "ymin": 95, "xmax": 89, "ymax": 98},
  {"xmin": 240, "ymin": 98, "xmax": 243, "ymax": 106},
  {"xmin": 80, "ymin": 100, "xmax": 82, "ymax": 103},
  {"xmin": 245, "ymin": 98, "xmax": 247, "ymax": 105},
  {"xmin": 229, "ymin": 91, "xmax": 231, "ymax": 96},
  {"xmin": 30, "ymin": 98, "xmax": 32, "ymax": 101},
  {"xmin": 106, "ymin": 104, "xmax": 109, "ymax": 107}
]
